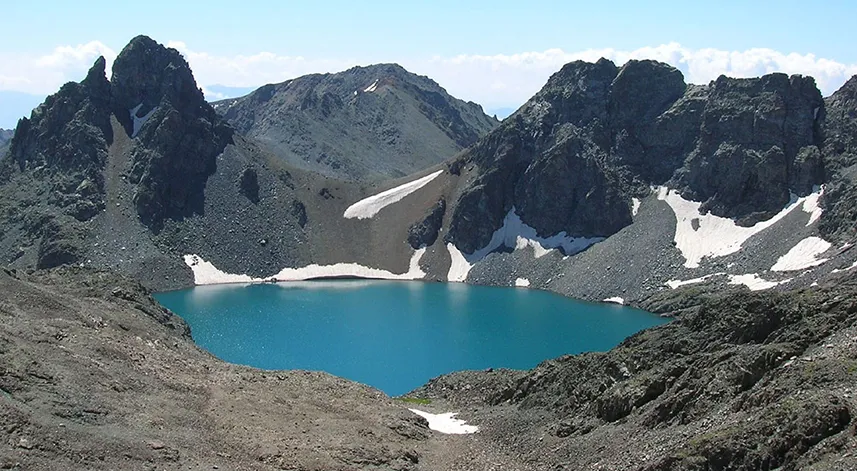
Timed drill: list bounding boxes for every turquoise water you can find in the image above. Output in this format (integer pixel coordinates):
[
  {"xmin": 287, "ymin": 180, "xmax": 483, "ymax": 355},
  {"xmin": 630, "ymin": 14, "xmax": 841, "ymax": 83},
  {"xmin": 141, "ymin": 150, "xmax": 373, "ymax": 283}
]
[{"xmin": 155, "ymin": 281, "xmax": 668, "ymax": 396}]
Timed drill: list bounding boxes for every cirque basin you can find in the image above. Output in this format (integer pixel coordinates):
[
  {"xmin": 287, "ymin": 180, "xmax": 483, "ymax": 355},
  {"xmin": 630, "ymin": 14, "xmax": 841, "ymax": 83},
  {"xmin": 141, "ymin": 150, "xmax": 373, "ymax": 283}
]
[{"xmin": 155, "ymin": 280, "xmax": 668, "ymax": 396}]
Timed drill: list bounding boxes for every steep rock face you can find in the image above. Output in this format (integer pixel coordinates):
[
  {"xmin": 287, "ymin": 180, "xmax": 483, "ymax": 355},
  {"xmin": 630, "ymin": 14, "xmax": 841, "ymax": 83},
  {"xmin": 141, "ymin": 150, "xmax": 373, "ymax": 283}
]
[
  {"xmin": 112, "ymin": 36, "xmax": 233, "ymax": 231},
  {"xmin": 446, "ymin": 59, "xmax": 633, "ymax": 254},
  {"xmin": 446, "ymin": 60, "xmax": 827, "ymax": 255},
  {"xmin": 675, "ymin": 73, "xmax": 824, "ymax": 224},
  {"xmin": 215, "ymin": 64, "xmax": 498, "ymax": 182},
  {"xmin": 5, "ymin": 58, "xmax": 113, "ymax": 222},
  {"xmin": 819, "ymin": 76, "xmax": 857, "ymax": 239}
]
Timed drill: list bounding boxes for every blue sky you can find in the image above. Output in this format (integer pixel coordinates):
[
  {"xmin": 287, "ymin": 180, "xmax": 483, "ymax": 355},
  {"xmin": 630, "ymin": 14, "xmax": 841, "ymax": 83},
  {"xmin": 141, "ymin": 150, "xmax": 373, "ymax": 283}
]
[{"xmin": 1, "ymin": 0, "xmax": 856, "ymax": 127}]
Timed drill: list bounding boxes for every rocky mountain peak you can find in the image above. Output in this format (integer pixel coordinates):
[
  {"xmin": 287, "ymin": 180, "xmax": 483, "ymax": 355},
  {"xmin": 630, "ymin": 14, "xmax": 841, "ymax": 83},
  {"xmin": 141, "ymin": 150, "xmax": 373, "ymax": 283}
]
[
  {"xmin": 108, "ymin": 35, "xmax": 232, "ymax": 231},
  {"xmin": 110, "ymin": 35, "xmax": 207, "ymax": 132},
  {"xmin": 215, "ymin": 62, "xmax": 498, "ymax": 182},
  {"xmin": 3, "ymin": 35, "xmax": 232, "ymax": 234},
  {"xmin": 447, "ymin": 58, "xmax": 830, "ymax": 255}
]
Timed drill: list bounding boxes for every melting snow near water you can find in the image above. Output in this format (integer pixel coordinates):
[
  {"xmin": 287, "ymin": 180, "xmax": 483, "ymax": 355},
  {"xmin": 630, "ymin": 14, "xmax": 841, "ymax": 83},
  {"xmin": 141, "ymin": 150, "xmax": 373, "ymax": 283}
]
[
  {"xmin": 183, "ymin": 249, "xmax": 427, "ymax": 285},
  {"xmin": 343, "ymin": 170, "xmax": 444, "ymax": 219},
  {"xmin": 515, "ymin": 278, "xmax": 530, "ymax": 287},
  {"xmin": 408, "ymin": 409, "xmax": 478, "ymax": 434},
  {"xmin": 603, "ymin": 297, "xmax": 624, "ymax": 305}
]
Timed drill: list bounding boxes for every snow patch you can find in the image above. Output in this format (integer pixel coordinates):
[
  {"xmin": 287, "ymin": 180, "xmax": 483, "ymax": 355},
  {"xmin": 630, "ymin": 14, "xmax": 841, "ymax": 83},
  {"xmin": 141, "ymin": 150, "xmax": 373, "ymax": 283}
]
[
  {"xmin": 658, "ymin": 186, "xmax": 823, "ymax": 268},
  {"xmin": 445, "ymin": 209, "xmax": 602, "ymax": 281},
  {"xmin": 129, "ymin": 103, "xmax": 157, "ymax": 138},
  {"xmin": 770, "ymin": 236, "xmax": 831, "ymax": 271},
  {"xmin": 344, "ymin": 170, "xmax": 443, "ymax": 219},
  {"xmin": 603, "ymin": 297, "xmax": 624, "ymax": 305},
  {"xmin": 470, "ymin": 209, "xmax": 603, "ymax": 262},
  {"xmin": 665, "ymin": 273, "xmax": 724, "ymax": 289},
  {"xmin": 447, "ymin": 243, "xmax": 472, "ymax": 282},
  {"xmin": 801, "ymin": 186, "xmax": 824, "ymax": 226},
  {"xmin": 183, "ymin": 255, "xmax": 257, "ymax": 285},
  {"xmin": 364, "ymin": 80, "xmax": 378, "ymax": 92},
  {"xmin": 408, "ymin": 409, "xmax": 478, "ymax": 434},
  {"xmin": 183, "ymin": 249, "xmax": 426, "ymax": 285},
  {"xmin": 515, "ymin": 277, "xmax": 530, "ymax": 287},
  {"xmin": 728, "ymin": 274, "xmax": 791, "ymax": 291},
  {"xmin": 631, "ymin": 198, "xmax": 641, "ymax": 217}
]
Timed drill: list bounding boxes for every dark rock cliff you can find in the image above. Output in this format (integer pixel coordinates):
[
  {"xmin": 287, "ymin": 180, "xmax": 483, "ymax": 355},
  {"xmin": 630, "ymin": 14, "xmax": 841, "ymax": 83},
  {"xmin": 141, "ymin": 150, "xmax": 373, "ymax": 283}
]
[
  {"xmin": 446, "ymin": 59, "xmax": 830, "ymax": 255},
  {"xmin": 214, "ymin": 63, "xmax": 498, "ymax": 182},
  {"xmin": 7, "ymin": 58, "xmax": 113, "ymax": 222},
  {"xmin": 819, "ymin": 76, "xmax": 857, "ymax": 239},
  {"xmin": 675, "ymin": 73, "xmax": 824, "ymax": 225},
  {"xmin": 112, "ymin": 35, "xmax": 233, "ymax": 231}
]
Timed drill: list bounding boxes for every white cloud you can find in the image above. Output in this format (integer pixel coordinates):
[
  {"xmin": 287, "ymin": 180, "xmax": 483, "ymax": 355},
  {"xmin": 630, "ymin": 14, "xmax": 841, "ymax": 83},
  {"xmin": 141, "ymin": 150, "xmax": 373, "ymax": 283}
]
[
  {"xmin": 408, "ymin": 43, "xmax": 857, "ymax": 110},
  {"xmin": 0, "ymin": 41, "xmax": 116, "ymax": 94},
  {"xmin": 1, "ymin": 41, "xmax": 856, "ymax": 113},
  {"xmin": 166, "ymin": 41, "xmax": 361, "ymax": 93}
]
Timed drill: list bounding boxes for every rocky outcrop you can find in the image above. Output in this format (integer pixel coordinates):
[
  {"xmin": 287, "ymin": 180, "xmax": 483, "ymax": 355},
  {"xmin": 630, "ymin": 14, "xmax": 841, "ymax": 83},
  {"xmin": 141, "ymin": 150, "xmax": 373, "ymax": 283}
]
[
  {"xmin": 675, "ymin": 73, "xmax": 824, "ymax": 224},
  {"xmin": 215, "ymin": 63, "xmax": 498, "ymax": 182},
  {"xmin": 5, "ymin": 58, "xmax": 113, "ymax": 222},
  {"xmin": 446, "ymin": 60, "xmax": 828, "ymax": 255},
  {"xmin": 238, "ymin": 166, "xmax": 260, "ymax": 203},
  {"xmin": 412, "ymin": 280, "xmax": 857, "ymax": 470},
  {"xmin": 113, "ymin": 36, "xmax": 233, "ymax": 231},
  {"xmin": 407, "ymin": 198, "xmax": 446, "ymax": 249}
]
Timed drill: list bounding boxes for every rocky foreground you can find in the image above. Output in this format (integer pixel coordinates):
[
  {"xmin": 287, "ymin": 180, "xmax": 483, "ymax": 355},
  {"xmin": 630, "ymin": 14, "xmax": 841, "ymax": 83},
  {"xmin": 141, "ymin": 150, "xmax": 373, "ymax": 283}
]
[
  {"xmin": 1, "ymin": 264, "xmax": 855, "ymax": 470},
  {"xmin": 0, "ymin": 267, "xmax": 430, "ymax": 470}
]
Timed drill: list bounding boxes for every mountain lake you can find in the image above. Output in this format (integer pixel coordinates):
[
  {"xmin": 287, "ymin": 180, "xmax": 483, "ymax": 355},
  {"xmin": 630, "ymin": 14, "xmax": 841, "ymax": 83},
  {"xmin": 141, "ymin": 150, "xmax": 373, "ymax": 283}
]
[{"xmin": 155, "ymin": 280, "xmax": 669, "ymax": 396}]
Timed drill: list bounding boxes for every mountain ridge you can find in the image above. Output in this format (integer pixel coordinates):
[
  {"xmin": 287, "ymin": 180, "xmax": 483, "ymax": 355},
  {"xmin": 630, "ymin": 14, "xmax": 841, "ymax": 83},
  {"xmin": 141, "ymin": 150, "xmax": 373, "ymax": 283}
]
[{"xmin": 214, "ymin": 62, "xmax": 498, "ymax": 182}]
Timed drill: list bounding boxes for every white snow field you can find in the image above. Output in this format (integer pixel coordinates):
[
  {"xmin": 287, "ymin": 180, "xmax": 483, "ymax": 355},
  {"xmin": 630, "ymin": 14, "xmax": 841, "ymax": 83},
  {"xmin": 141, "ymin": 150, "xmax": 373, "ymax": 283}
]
[
  {"xmin": 129, "ymin": 103, "xmax": 157, "ymax": 138},
  {"xmin": 770, "ymin": 236, "xmax": 831, "ymax": 272},
  {"xmin": 657, "ymin": 186, "xmax": 824, "ymax": 268},
  {"xmin": 445, "ymin": 209, "xmax": 603, "ymax": 282},
  {"xmin": 363, "ymin": 80, "xmax": 378, "ymax": 92},
  {"xmin": 727, "ymin": 273, "xmax": 791, "ymax": 291},
  {"xmin": 183, "ymin": 249, "xmax": 426, "ymax": 285},
  {"xmin": 603, "ymin": 297, "xmax": 625, "ymax": 304},
  {"xmin": 632, "ymin": 198, "xmax": 641, "ymax": 217},
  {"xmin": 343, "ymin": 170, "xmax": 444, "ymax": 219},
  {"xmin": 515, "ymin": 277, "xmax": 531, "ymax": 287},
  {"xmin": 408, "ymin": 409, "xmax": 478, "ymax": 434}
]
